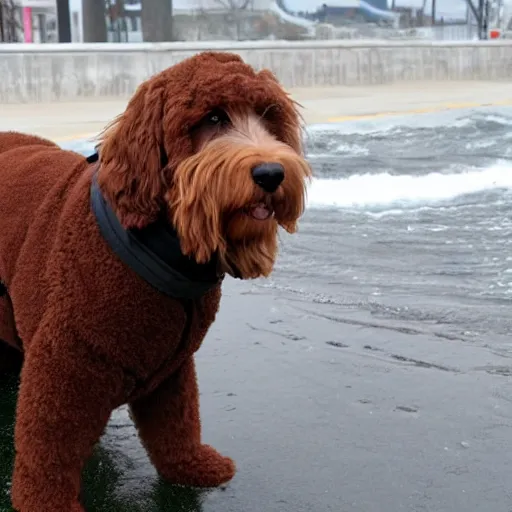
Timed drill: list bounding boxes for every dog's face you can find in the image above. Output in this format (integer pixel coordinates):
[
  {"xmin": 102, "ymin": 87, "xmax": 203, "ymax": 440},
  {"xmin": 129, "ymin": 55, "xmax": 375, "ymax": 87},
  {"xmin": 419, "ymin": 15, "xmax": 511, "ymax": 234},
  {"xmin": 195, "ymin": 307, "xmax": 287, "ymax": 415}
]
[
  {"xmin": 168, "ymin": 104, "xmax": 311, "ymax": 278},
  {"xmin": 97, "ymin": 51, "xmax": 312, "ymax": 279}
]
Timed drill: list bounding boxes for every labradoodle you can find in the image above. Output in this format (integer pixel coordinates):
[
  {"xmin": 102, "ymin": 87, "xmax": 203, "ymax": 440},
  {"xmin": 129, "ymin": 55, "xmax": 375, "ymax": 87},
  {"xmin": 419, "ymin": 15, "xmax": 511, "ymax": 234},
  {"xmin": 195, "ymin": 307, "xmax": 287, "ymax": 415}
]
[{"xmin": 0, "ymin": 51, "xmax": 312, "ymax": 512}]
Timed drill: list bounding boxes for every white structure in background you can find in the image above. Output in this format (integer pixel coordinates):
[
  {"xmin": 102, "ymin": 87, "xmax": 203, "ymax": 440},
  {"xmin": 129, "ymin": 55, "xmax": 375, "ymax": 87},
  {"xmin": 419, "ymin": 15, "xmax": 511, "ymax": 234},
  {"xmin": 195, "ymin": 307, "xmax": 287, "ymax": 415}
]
[
  {"xmin": 4, "ymin": 0, "xmax": 58, "ymax": 42},
  {"xmin": 69, "ymin": 0, "xmax": 317, "ymax": 42},
  {"xmin": 288, "ymin": 0, "xmax": 397, "ymax": 19},
  {"xmin": 287, "ymin": 0, "xmax": 359, "ymax": 9},
  {"xmin": 505, "ymin": 2, "xmax": 512, "ymax": 29},
  {"xmin": 391, "ymin": 0, "xmax": 512, "ymax": 35},
  {"xmin": 23, "ymin": 0, "xmax": 58, "ymax": 41},
  {"xmin": 491, "ymin": 0, "xmax": 512, "ymax": 32},
  {"xmin": 390, "ymin": 0, "xmax": 467, "ymax": 21},
  {"xmin": 463, "ymin": 0, "xmax": 512, "ymax": 39}
]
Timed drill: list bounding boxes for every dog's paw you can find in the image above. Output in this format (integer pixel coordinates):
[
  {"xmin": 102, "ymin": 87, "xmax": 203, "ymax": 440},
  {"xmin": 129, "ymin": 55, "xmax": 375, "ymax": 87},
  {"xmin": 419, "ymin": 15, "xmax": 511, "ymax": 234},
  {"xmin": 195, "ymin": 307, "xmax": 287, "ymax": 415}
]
[{"xmin": 161, "ymin": 444, "xmax": 236, "ymax": 488}]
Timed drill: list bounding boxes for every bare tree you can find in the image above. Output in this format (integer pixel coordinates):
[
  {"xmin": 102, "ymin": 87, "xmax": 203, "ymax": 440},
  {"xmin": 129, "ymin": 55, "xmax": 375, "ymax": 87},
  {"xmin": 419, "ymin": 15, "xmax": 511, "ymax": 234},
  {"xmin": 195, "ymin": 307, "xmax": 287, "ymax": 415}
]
[
  {"xmin": 0, "ymin": 0, "xmax": 21, "ymax": 42},
  {"xmin": 214, "ymin": 0, "xmax": 252, "ymax": 39},
  {"xmin": 82, "ymin": 0, "xmax": 108, "ymax": 41},
  {"xmin": 141, "ymin": 0, "xmax": 173, "ymax": 42}
]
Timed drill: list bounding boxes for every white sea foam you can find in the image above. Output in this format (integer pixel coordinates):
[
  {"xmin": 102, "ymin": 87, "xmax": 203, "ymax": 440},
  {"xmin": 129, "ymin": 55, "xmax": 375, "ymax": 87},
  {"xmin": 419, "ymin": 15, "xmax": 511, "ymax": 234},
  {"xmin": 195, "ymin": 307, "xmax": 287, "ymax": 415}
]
[
  {"xmin": 306, "ymin": 162, "xmax": 512, "ymax": 210},
  {"xmin": 307, "ymin": 142, "xmax": 369, "ymax": 158},
  {"xmin": 483, "ymin": 114, "xmax": 512, "ymax": 126}
]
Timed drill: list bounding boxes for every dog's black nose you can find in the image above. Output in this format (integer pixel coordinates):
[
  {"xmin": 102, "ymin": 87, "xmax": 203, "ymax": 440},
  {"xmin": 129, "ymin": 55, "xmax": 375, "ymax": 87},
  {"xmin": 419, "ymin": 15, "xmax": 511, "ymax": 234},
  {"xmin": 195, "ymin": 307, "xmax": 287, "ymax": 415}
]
[{"xmin": 251, "ymin": 163, "xmax": 285, "ymax": 193}]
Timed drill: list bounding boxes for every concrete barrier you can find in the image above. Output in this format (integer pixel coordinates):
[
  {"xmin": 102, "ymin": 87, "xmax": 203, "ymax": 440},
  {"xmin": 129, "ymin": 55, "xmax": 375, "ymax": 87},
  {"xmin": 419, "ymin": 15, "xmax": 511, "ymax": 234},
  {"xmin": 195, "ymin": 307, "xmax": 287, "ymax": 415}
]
[{"xmin": 1, "ymin": 39, "xmax": 512, "ymax": 104}]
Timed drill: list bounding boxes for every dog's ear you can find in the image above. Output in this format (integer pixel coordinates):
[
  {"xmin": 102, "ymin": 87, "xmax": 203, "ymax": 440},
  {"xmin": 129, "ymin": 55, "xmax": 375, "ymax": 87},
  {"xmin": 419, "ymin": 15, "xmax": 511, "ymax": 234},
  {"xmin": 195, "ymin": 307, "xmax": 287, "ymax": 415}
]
[{"xmin": 96, "ymin": 81, "xmax": 167, "ymax": 229}]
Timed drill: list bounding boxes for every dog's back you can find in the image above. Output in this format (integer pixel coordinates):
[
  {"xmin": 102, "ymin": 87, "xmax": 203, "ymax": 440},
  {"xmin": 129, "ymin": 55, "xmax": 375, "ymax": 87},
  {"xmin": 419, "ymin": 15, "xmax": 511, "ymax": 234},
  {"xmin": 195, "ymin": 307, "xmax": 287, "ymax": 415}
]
[
  {"xmin": 0, "ymin": 131, "xmax": 75, "ymax": 216},
  {"xmin": 0, "ymin": 131, "xmax": 57, "ymax": 156},
  {"xmin": 0, "ymin": 130, "xmax": 86, "ymax": 247},
  {"xmin": 0, "ymin": 131, "xmax": 88, "ymax": 350}
]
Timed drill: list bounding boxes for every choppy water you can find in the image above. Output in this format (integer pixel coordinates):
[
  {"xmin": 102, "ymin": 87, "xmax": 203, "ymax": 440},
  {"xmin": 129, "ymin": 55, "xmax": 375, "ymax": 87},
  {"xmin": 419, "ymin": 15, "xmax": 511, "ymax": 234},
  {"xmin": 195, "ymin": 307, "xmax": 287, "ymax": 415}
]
[
  {"xmin": 66, "ymin": 105, "xmax": 512, "ymax": 347},
  {"xmin": 272, "ymin": 106, "xmax": 512, "ymax": 348}
]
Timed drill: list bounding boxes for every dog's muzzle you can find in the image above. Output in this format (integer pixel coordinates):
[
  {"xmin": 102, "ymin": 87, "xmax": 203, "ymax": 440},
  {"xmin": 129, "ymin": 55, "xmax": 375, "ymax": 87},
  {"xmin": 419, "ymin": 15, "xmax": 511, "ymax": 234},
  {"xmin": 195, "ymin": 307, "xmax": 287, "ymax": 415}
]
[{"xmin": 251, "ymin": 162, "xmax": 284, "ymax": 193}]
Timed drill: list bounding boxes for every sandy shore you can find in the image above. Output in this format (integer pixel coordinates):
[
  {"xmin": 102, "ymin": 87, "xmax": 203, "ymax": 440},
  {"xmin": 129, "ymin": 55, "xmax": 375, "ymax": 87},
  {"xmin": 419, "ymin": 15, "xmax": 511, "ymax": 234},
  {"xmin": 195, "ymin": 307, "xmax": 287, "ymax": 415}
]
[{"xmin": 1, "ymin": 81, "xmax": 512, "ymax": 141}]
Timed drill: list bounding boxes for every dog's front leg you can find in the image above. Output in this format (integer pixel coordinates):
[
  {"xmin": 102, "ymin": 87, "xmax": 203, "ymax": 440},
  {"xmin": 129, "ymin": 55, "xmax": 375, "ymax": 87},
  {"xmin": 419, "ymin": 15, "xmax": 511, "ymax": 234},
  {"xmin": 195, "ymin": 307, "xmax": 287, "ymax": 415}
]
[
  {"xmin": 130, "ymin": 356, "xmax": 236, "ymax": 488},
  {"xmin": 11, "ymin": 328, "xmax": 123, "ymax": 512}
]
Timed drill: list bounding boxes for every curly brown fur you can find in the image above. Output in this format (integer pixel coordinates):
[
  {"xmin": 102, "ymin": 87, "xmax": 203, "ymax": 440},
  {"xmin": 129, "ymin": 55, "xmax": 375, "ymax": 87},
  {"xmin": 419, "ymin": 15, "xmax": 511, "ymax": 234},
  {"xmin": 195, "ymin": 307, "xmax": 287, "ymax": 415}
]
[
  {"xmin": 97, "ymin": 52, "xmax": 310, "ymax": 278},
  {"xmin": 0, "ymin": 51, "xmax": 311, "ymax": 512},
  {"xmin": 168, "ymin": 106, "xmax": 310, "ymax": 278}
]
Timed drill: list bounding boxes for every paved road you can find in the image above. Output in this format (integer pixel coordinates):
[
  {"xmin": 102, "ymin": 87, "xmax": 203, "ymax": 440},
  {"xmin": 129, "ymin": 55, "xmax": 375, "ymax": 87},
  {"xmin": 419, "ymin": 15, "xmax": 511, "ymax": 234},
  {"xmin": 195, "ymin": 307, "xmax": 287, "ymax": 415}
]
[{"xmin": 2, "ymin": 81, "xmax": 512, "ymax": 141}]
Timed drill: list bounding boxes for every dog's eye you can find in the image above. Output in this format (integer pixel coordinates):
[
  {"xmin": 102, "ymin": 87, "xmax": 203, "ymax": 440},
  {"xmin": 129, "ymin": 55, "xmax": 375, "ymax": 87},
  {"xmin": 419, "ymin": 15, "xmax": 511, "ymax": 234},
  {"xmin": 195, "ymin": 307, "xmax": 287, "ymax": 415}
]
[{"xmin": 206, "ymin": 109, "xmax": 230, "ymax": 126}]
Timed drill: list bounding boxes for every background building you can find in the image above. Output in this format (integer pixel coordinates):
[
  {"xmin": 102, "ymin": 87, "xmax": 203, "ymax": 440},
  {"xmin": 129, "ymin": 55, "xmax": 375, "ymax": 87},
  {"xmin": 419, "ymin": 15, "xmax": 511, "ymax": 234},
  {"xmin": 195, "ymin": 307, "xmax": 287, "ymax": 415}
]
[
  {"xmin": 2, "ymin": 0, "xmax": 511, "ymax": 43},
  {"xmin": 1, "ymin": 0, "xmax": 57, "ymax": 42},
  {"xmin": 70, "ymin": 0, "xmax": 317, "ymax": 42}
]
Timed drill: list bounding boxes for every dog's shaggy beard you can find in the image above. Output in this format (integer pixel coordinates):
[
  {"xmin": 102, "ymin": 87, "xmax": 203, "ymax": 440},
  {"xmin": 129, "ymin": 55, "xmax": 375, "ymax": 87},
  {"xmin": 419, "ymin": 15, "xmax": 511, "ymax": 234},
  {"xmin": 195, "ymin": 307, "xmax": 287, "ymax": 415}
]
[{"xmin": 166, "ymin": 112, "xmax": 311, "ymax": 279}]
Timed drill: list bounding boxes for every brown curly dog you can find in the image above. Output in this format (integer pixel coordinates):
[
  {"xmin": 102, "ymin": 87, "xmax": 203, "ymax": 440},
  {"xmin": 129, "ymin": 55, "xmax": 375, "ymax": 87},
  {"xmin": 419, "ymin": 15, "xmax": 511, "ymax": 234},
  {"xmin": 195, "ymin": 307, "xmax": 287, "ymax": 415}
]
[{"xmin": 0, "ymin": 51, "xmax": 312, "ymax": 512}]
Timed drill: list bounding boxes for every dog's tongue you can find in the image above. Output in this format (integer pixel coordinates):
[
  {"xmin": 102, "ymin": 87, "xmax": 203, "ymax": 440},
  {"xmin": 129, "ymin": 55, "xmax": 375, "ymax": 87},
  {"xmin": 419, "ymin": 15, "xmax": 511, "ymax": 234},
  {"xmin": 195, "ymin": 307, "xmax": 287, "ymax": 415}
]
[{"xmin": 250, "ymin": 203, "xmax": 272, "ymax": 220}]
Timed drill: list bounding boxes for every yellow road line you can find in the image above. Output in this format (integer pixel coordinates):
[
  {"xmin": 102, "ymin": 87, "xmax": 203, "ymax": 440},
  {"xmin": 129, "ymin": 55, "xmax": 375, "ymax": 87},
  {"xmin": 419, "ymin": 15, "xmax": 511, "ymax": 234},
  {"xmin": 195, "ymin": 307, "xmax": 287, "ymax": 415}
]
[
  {"xmin": 39, "ymin": 98, "xmax": 512, "ymax": 140},
  {"xmin": 327, "ymin": 100, "xmax": 512, "ymax": 123}
]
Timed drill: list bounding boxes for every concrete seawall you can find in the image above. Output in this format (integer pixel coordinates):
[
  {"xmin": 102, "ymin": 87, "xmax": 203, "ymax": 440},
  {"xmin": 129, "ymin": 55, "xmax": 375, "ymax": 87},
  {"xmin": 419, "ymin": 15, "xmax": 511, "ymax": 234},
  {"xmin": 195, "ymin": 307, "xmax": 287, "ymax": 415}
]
[{"xmin": 1, "ymin": 40, "xmax": 512, "ymax": 104}]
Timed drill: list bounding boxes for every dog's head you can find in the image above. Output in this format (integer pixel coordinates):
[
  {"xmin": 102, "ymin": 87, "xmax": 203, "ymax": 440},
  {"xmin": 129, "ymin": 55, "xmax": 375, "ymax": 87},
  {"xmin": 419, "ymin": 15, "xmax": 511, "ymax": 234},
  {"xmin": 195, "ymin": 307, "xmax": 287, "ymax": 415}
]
[{"xmin": 97, "ymin": 51, "xmax": 312, "ymax": 279}]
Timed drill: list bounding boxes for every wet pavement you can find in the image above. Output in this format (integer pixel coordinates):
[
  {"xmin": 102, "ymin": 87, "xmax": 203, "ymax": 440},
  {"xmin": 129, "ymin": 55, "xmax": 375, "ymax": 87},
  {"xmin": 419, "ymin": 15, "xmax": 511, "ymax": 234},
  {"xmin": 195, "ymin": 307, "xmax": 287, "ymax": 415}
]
[{"xmin": 2, "ymin": 279, "xmax": 512, "ymax": 511}]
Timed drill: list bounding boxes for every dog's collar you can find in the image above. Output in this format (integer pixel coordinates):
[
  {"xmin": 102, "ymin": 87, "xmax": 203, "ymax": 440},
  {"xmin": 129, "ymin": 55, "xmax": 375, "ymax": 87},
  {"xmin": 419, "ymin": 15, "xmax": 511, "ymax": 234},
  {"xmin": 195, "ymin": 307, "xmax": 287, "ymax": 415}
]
[{"xmin": 88, "ymin": 154, "xmax": 223, "ymax": 300}]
